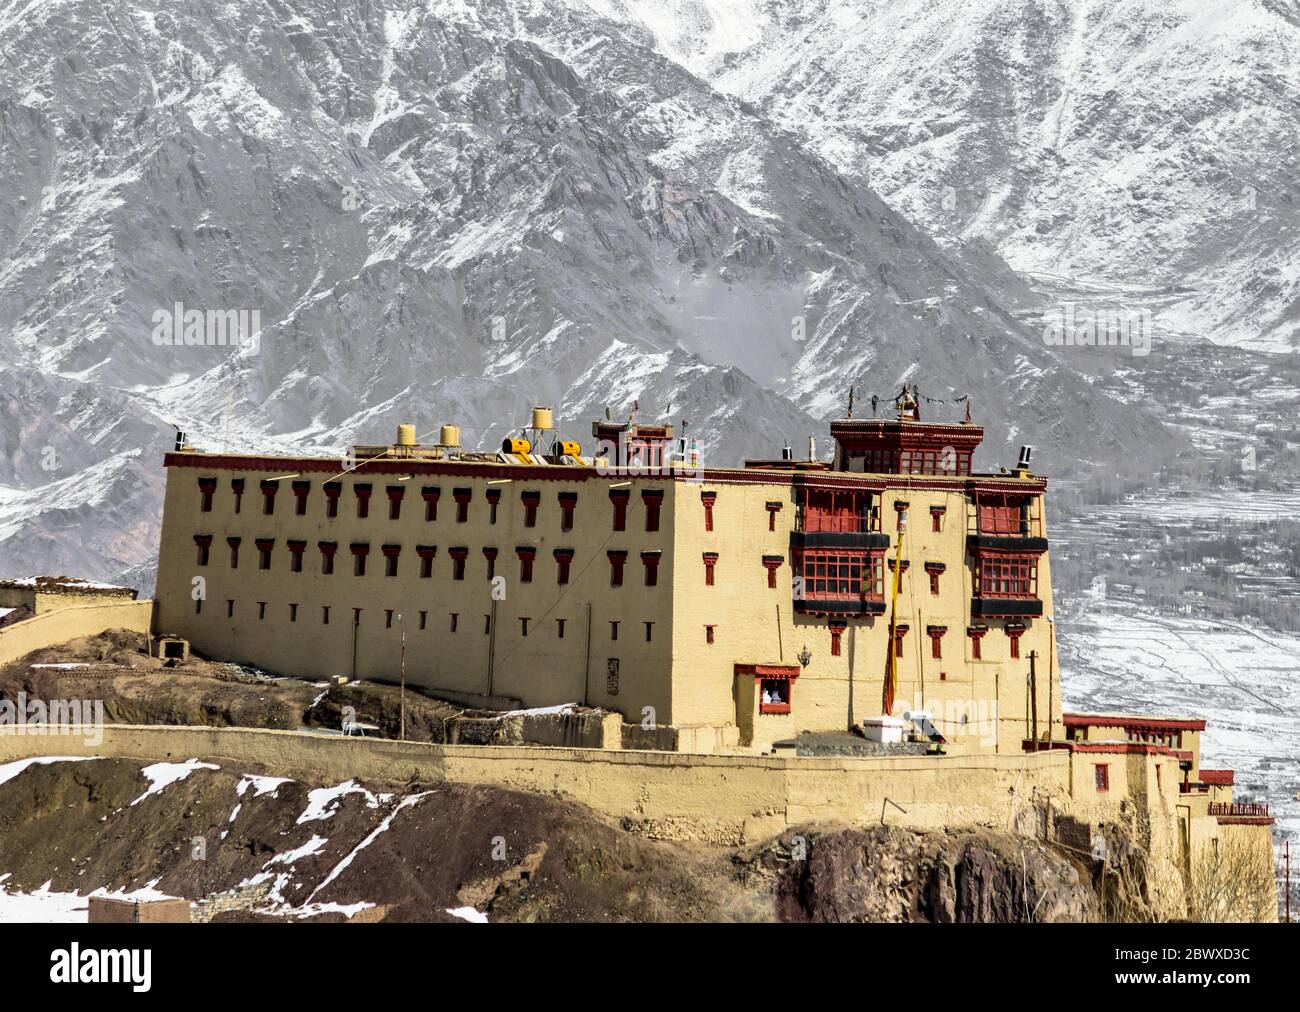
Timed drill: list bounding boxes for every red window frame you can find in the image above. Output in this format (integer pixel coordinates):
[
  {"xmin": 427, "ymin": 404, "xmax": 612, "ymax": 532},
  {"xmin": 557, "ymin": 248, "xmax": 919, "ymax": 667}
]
[
  {"xmin": 977, "ymin": 495, "xmax": 1031, "ymax": 535},
  {"xmin": 260, "ymin": 480, "xmax": 278, "ymax": 516},
  {"xmin": 701, "ymin": 491, "xmax": 716, "ymax": 532},
  {"xmin": 198, "ymin": 478, "xmax": 216, "ymax": 513},
  {"xmin": 641, "ymin": 551, "xmax": 661, "ymax": 587},
  {"xmin": 517, "ymin": 546, "xmax": 536, "ymax": 583},
  {"xmin": 1095, "ymin": 764, "xmax": 1109, "ymax": 792},
  {"xmin": 292, "ymin": 481, "xmax": 310, "ymax": 516},
  {"xmin": 194, "ymin": 535, "xmax": 212, "ymax": 566},
  {"xmin": 288, "ymin": 540, "xmax": 306, "ymax": 573},
  {"xmin": 486, "ymin": 487, "xmax": 501, "ymax": 525},
  {"xmin": 762, "ymin": 555, "xmax": 783, "ymax": 589},
  {"xmin": 928, "ymin": 626, "xmax": 946, "ymax": 659},
  {"xmin": 319, "ymin": 541, "xmax": 337, "ymax": 575},
  {"xmin": 351, "ymin": 543, "xmax": 369, "ymax": 576},
  {"xmin": 829, "ymin": 621, "xmax": 846, "ymax": 657},
  {"xmin": 800, "ymin": 488, "xmax": 874, "ymax": 534},
  {"xmin": 795, "ymin": 550, "xmax": 884, "ymax": 601},
  {"xmin": 256, "ymin": 538, "xmax": 274, "ymax": 570},
  {"xmin": 387, "ymin": 485, "xmax": 405, "ymax": 520},
  {"xmin": 323, "ymin": 481, "xmax": 341, "ymax": 518},
  {"xmin": 642, "ymin": 489, "xmax": 664, "ymax": 532},
  {"xmin": 925, "ymin": 561, "xmax": 945, "ymax": 596},
  {"xmin": 482, "ymin": 547, "xmax": 498, "ymax": 580},
  {"xmin": 703, "ymin": 551, "xmax": 718, "ymax": 586},
  {"xmin": 417, "ymin": 545, "xmax": 436, "ymax": 579},
  {"xmin": 422, "ymin": 486, "xmax": 440, "ymax": 522},
  {"xmin": 893, "ymin": 625, "xmax": 909, "ymax": 658},
  {"xmin": 453, "ymin": 488, "xmax": 472, "ymax": 523},
  {"xmin": 354, "ymin": 483, "xmax": 372, "ymax": 519},
  {"xmin": 608, "ymin": 550, "xmax": 627, "ymax": 587},
  {"xmin": 554, "ymin": 548, "xmax": 574, "ymax": 585},
  {"xmin": 227, "ymin": 536, "xmax": 241, "ymax": 569},
  {"xmin": 231, "ymin": 478, "xmax": 245, "ymax": 514},
  {"xmin": 758, "ymin": 677, "xmax": 793, "ymax": 715},
  {"xmin": 450, "ymin": 547, "xmax": 468, "ymax": 580},
  {"xmin": 765, "ymin": 501, "xmax": 783, "ymax": 531},
  {"xmin": 559, "ymin": 492, "xmax": 578, "ymax": 532},
  {"xmin": 609, "ymin": 489, "xmax": 629, "ymax": 531},
  {"xmin": 521, "ymin": 490, "xmax": 541, "ymax": 528},
  {"xmin": 382, "ymin": 544, "xmax": 400, "ymax": 577},
  {"xmin": 975, "ymin": 553, "xmax": 1039, "ymax": 598}
]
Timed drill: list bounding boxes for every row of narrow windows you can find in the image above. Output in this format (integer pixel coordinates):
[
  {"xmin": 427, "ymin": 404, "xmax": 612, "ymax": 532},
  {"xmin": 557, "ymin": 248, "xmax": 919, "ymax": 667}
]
[
  {"xmin": 197, "ymin": 477, "xmax": 1030, "ymax": 540},
  {"xmin": 193, "ymin": 534, "xmax": 1030, "ymax": 599},
  {"xmin": 192, "ymin": 598, "xmax": 662, "ymax": 642},
  {"xmin": 193, "ymin": 536, "xmax": 666, "ymax": 585},
  {"xmin": 191, "ymin": 597, "xmax": 1023, "ymax": 658},
  {"xmin": 197, "ymin": 478, "xmax": 666, "ymax": 531}
]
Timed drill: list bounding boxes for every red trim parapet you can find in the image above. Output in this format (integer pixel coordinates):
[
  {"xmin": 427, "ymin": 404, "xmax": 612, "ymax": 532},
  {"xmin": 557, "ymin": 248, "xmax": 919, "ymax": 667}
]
[
  {"xmin": 1063, "ymin": 713, "xmax": 1206, "ymax": 733},
  {"xmin": 1199, "ymin": 768, "xmax": 1235, "ymax": 786}
]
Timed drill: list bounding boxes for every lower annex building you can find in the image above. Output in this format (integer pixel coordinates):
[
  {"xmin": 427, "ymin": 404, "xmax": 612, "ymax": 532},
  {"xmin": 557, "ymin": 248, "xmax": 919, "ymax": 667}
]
[{"xmin": 155, "ymin": 394, "xmax": 1064, "ymax": 754}]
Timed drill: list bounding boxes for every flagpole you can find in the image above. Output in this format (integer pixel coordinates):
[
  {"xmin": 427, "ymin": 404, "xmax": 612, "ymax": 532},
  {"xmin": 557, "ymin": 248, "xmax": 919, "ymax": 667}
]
[{"xmin": 884, "ymin": 509, "xmax": 907, "ymax": 715}]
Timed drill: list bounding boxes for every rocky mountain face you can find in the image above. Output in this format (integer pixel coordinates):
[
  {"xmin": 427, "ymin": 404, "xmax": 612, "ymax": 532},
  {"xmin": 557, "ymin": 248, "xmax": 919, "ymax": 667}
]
[
  {"xmin": 0, "ymin": 0, "xmax": 1193, "ymax": 583},
  {"xmin": 606, "ymin": 0, "xmax": 1300, "ymax": 351}
]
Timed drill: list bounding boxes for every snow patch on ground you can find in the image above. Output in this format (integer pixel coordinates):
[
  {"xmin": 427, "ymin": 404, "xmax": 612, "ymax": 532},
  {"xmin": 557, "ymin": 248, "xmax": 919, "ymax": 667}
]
[
  {"xmin": 0, "ymin": 756, "xmax": 94, "ymax": 788},
  {"xmin": 296, "ymin": 780, "xmax": 382, "ymax": 823},
  {"xmin": 129, "ymin": 759, "xmax": 219, "ymax": 806},
  {"xmin": 237, "ymin": 773, "xmax": 293, "ymax": 798}
]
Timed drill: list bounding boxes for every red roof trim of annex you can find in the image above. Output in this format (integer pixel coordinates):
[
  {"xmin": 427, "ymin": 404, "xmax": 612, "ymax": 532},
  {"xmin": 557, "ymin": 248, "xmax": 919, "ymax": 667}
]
[
  {"xmin": 1070, "ymin": 743, "xmax": 1194, "ymax": 760},
  {"xmin": 162, "ymin": 453, "xmax": 1046, "ymax": 493},
  {"xmin": 734, "ymin": 663, "xmax": 801, "ymax": 680},
  {"xmin": 1063, "ymin": 713, "xmax": 1206, "ymax": 732},
  {"xmin": 1199, "ymin": 769, "xmax": 1235, "ymax": 786}
]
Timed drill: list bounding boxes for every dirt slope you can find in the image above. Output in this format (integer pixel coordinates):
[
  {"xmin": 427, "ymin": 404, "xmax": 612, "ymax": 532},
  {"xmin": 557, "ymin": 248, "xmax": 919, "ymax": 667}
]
[
  {"xmin": 0, "ymin": 629, "xmax": 460, "ymax": 741},
  {"xmin": 0, "ymin": 757, "xmax": 1116, "ymax": 922}
]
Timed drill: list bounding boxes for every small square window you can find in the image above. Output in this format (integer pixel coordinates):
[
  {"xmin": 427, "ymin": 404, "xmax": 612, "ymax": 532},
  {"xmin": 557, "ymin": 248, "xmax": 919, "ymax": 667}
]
[{"xmin": 759, "ymin": 678, "xmax": 790, "ymax": 714}]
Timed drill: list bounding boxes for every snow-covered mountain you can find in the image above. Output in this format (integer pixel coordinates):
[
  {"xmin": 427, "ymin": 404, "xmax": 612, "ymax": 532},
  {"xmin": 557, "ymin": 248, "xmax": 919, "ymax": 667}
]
[
  {"xmin": 603, "ymin": 0, "xmax": 1300, "ymax": 352},
  {"xmin": 1, "ymin": 0, "xmax": 1187, "ymax": 582}
]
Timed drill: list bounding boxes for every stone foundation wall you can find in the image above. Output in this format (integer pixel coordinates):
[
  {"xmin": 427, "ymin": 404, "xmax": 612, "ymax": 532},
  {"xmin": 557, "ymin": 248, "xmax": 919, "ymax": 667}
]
[{"xmin": 0, "ymin": 723, "xmax": 1070, "ymax": 845}]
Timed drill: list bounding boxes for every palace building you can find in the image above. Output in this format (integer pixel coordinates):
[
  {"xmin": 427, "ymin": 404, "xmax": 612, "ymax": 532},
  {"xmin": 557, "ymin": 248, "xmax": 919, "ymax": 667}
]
[{"xmin": 154, "ymin": 397, "xmax": 1062, "ymax": 753}]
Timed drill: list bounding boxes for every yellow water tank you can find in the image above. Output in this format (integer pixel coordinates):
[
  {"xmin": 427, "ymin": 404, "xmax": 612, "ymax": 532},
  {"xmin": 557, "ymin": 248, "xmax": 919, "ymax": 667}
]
[
  {"xmin": 502, "ymin": 437, "xmax": 533, "ymax": 455},
  {"xmin": 531, "ymin": 406, "xmax": 554, "ymax": 431},
  {"xmin": 439, "ymin": 424, "xmax": 461, "ymax": 449},
  {"xmin": 396, "ymin": 423, "xmax": 417, "ymax": 447}
]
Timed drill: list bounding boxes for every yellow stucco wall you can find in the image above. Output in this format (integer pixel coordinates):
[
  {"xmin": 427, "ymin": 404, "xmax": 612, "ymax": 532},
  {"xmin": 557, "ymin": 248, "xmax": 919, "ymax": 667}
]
[
  {"xmin": 671, "ymin": 479, "xmax": 1060, "ymax": 751},
  {"xmin": 0, "ymin": 600, "xmax": 155, "ymax": 667},
  {"xmin": 156, "ymin": 452, "xmax": 1062, "ymax": 756},
  {"xmin": 155, "ymin": 466, "xmax": 677, "ymax": 721}
]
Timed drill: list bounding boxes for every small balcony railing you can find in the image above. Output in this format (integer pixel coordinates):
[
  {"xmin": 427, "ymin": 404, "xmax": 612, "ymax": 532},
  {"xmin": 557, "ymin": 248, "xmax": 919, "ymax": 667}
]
[{"xmin": 1207, "ymin": 802, "xmax": 1270, "ymax": 818}]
